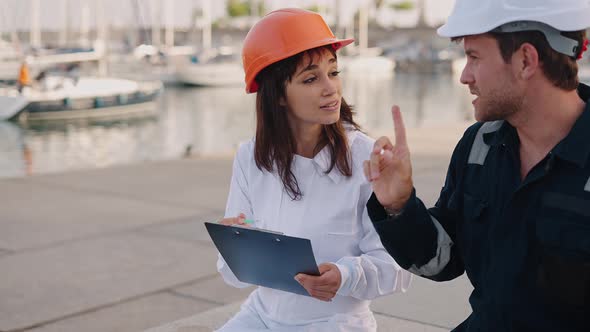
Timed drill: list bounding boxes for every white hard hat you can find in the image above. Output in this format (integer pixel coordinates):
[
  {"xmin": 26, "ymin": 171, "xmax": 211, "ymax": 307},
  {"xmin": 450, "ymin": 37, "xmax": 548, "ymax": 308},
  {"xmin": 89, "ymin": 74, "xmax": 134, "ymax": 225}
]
[
  {"xmin": 438, "ymin": 0, "xmax": 590, "ymax": 56},
  {"xmin": 439, "ymin": 0, "xmax": 590, "ymax": 37}
]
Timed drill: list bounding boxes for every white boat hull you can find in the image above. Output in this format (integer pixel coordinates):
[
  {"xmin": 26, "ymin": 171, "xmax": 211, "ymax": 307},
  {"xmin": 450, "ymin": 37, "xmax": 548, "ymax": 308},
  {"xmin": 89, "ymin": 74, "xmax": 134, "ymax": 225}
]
[
  {"xmin": 0, "ymin": 95, "xmax": 28, "ymax": 120},
  {"xmin": 22, "ymin": 101, "xmax": 158, "ymax": 121},
  {"xmin": 0, "ymin": 77, "xmax": 163, "ymax": 121},
  {"xmin": 176, "ymin": 62, "xmax": 243, "ymax": 87}
]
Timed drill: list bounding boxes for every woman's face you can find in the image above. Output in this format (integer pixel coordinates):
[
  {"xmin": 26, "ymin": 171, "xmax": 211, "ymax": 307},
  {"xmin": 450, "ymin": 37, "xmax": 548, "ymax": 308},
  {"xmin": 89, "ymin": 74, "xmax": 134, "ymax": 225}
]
[{"xmin": 283, "ymin": 49, "xmax": 342, "ymax": 133}]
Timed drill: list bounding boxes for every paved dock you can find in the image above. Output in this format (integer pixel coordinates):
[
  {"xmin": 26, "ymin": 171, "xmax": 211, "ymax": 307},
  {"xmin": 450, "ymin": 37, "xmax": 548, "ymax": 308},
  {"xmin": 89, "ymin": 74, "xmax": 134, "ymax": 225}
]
[{"xmin": 0, "ymin": 123, "xmax": 474, "ymax": 332}]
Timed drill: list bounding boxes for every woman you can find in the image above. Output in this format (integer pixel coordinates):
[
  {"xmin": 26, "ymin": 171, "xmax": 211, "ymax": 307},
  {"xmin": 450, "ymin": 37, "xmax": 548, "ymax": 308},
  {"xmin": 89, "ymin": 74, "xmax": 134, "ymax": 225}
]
[{"xmin": 216, "ymin": 8, "xmax": 411, "ymax": 331}]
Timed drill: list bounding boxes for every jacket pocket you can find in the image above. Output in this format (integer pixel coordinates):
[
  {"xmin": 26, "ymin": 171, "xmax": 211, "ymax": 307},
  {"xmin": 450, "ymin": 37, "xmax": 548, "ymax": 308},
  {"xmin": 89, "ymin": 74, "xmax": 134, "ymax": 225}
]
[
  {"xmin": 535, "ymin": 196, "xmax": 590, "ymax": 309},
  {"xmin": 460, "ymin": 193, "xmax": 489, "ymax": 281},
  {"xmin": 462, "ymin": 192, "xmax": 488, "ymax": 222}
]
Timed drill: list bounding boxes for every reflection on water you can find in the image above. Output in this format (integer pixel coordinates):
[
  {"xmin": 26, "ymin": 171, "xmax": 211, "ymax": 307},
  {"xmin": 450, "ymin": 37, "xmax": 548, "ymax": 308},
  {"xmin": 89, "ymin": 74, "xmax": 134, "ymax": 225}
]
[
  {"xmin": 0, "ymin": 122, "xmax": 28, "ymax": 178},
  {"xmin": 0, "ymin": 72, "xmax": 472, "ymax": 178},
  {"xmin": 344, "ymin": 72, "xmax": 473, "ymax": 131}
]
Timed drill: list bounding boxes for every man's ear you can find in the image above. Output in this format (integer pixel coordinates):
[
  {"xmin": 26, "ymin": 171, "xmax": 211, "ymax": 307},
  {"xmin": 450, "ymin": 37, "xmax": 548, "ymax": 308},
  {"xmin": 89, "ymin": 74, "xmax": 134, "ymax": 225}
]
[
  {"xmin": 516, "ymin": 43, "xmax": 539, "ymax": 80},
  {"xmin": 279, "ymin": 96, "xmax": 287, "ymax": 107}
]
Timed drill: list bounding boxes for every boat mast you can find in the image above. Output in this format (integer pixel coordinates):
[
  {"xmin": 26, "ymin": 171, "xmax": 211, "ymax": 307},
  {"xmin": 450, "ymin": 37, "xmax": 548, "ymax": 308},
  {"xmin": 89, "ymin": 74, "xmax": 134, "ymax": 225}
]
[
  {"xmin": 201, "ymin": 0, "xmax": 212, "ymax": 51},
  {"xmin": 359, "ymin": 0, "xmax": 368, "ymax": 54},
  {"xmin": 96, "ymin": 0, "xmax": 108, "ymax": 76},
  {"xmin": 151, "ymin": 0, "xmax": 161, "ymax": 48},
  {"xmin": 80, "ymin": 0, "xmax": 91, "ymax": 48},
  {"xmin": 164, "ymin": 0, "xmax": 175, "ymax": 49},
  {"xmin": 59, "ymin": 0, "xmax": 69, "ymax": 46},
  {"xmin": 417, "ymin": 0, "xmax": 427, "ymax": 27},
  {"xmin": 30, "ymin": 0, "xmax": 41, "ymax": 49}
]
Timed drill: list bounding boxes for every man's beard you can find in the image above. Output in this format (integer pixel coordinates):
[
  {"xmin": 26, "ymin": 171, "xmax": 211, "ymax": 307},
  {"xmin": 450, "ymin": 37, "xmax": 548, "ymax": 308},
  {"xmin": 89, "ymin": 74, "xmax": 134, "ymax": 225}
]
[{"xmin": 475, "ymin": 86, "xmax": 522, "ymax": 122}]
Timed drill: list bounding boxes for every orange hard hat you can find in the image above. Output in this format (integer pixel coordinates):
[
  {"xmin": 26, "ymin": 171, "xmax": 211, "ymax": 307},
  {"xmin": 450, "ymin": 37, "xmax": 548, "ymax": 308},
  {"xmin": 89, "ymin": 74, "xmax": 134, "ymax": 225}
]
[{"xmin": 242, "ymin": 8, "xmax": 354, "ymax": 93}]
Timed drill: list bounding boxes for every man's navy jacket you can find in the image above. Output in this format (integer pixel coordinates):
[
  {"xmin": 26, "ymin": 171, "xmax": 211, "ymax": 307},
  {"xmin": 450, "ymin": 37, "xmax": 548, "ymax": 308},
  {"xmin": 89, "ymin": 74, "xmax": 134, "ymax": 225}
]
[{"xmin": 368, "ymin": 84, "xmax": 590, "ymax": 331}]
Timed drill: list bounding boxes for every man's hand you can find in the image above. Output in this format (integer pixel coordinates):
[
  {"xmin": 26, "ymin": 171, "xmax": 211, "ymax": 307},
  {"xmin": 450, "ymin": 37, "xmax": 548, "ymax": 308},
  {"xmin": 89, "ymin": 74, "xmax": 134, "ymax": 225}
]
[
  {"xmin": 295, "ymin": 263, "xmax": 342, "ymax": 301},
  {"xmin": 363, "ymin": 106, "xmax": 413, "ymax": 211}
]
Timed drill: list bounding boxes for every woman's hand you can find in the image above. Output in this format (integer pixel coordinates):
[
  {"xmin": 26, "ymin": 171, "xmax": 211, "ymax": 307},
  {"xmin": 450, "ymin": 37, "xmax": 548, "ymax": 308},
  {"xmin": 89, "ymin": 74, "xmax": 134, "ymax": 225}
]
[
  {"xmin": 295, "ymin": 263, "xmax": 342, "ymax": 301},
  {"xmin": 217, "ymin": 213, "xmax": 249, "ymax": 226}
]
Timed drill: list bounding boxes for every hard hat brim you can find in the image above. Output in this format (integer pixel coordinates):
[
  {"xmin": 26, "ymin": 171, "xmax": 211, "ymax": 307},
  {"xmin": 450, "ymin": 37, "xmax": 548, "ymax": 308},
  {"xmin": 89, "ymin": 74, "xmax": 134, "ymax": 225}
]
[
  {"xmin": 245, "ymin": 37, "xmax": 354, "ymax": 93},
  {"xmin": 438, "ymin": 8, "xmax": 590, "ymax": 38}
]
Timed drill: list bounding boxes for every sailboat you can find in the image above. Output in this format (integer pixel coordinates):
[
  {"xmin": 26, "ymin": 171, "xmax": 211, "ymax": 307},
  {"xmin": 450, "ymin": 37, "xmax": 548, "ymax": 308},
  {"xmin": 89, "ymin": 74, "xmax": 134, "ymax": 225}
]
[
  {"xmin": 174, "ymin": 0, "xmax": 243, "ymax": 87},
  {"xmin": 338, "ymin": 0, "xmax": 395, "ymax": 76},
  {"xmin": 8, "ymin": 78, "xmax": 161, "ymax": 121},
  {"xmin": 175, "ymin": 47, "xmax": 243, "ymax": 87},
  {"xmin": 381, "ymin": 0, "xmax": 464, "ymax": 74},
  {"xmin": 0, "ymin": 0, "xmax": 108, "ymax": 82},
  {"xmin": 127, "ymin": 0, "xmax": 197, "ymax": 84},
  {"xmin": 0, "ymin": 0, "xmax": 163, "ymax": 121}
]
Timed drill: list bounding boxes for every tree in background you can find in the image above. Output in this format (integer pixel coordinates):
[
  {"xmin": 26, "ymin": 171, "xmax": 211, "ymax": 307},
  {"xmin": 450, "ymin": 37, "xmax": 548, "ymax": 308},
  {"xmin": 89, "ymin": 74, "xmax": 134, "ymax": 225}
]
[
  {"xmin": 390, "ymin": 1, "xmax": 414, "ymax": 11},
  {"xmin": 305, "ymin": 5, "xmax": 320, "ymax": 13},
  {"xmin": 227, "ymin": 0, "xmax": 265, "ymax": 17}
]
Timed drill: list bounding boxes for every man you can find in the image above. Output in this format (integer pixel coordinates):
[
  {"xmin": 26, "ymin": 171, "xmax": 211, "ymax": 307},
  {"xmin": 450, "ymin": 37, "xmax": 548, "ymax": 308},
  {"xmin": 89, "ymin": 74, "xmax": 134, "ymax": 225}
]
[
  {"xmin": 363, "ymin": 0, "xmax": 590, "ymax": 331},
  {"xmin": 17, "ymin": 57, "xmax": 32, "ymax": 94}
]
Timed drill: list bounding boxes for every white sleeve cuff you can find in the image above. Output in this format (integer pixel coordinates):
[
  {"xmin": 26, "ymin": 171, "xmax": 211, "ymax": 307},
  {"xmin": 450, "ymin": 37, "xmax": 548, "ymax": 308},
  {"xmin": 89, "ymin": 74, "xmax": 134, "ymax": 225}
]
[
  {"xmin": 395, "ymin": 264, "xmax": 412, "ymax": 293},
  {"xmin": 334, "ymin": 261, "xmax": 353, "ymax": 296}
]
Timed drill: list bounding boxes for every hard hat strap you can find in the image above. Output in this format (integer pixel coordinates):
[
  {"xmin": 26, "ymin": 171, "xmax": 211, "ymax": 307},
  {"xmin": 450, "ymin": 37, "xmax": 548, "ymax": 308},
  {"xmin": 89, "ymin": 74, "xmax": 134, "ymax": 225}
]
[{"xmin": 492, "ymin": 21, "xmax": 580, "ymax": 58}]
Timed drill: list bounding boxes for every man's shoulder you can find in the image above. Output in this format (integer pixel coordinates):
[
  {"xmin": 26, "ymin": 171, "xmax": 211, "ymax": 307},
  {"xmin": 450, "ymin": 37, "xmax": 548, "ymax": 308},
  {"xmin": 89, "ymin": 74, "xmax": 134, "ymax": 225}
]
[
  {"xmin": 464, "ymin": 121, "xmax": 485, "ymax": 137},
  {"xmin": 454, "ymin": 122, "xmax": 485, "ymax": 153}
]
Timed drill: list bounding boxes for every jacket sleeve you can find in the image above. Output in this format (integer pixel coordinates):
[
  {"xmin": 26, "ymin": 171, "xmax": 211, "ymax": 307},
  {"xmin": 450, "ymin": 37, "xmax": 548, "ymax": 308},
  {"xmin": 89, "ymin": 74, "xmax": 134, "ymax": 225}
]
[
  {"xmin": 367, "ymin": 125, "xmax": 480, "ymax": 282},
  {"xmin": 334, "ymin": 183, "xmax": 413, "ymax": 300},
  {"xmin": 216, "ymin": 143, "xmax": 254, "ymax": 289}
]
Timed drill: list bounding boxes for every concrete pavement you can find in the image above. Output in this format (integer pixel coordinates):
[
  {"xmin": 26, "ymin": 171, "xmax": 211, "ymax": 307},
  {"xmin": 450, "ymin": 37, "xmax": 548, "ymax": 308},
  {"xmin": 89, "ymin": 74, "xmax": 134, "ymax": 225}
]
[{"xmin": 0, "ymin": 123, "xmax": 474, "ymax": 332}]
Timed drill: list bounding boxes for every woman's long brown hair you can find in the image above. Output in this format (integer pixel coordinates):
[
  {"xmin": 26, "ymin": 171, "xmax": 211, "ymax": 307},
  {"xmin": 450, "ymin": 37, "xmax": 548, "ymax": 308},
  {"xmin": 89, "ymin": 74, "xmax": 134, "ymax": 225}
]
[{"xmin": 253, "ymin": 45, "xmax": 361, "ymax": 200}]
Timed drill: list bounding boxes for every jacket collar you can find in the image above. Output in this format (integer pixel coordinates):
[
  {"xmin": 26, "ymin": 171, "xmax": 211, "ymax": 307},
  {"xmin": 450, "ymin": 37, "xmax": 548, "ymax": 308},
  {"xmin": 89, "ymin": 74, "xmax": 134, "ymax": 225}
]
[{"xmin": 482, "ymin": 83, "xmax": 590, "ymax": 168}]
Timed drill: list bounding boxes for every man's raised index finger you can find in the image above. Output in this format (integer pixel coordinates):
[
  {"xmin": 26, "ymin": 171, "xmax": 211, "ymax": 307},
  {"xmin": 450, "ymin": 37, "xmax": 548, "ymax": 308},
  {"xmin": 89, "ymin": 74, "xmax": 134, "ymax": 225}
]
[{"xmin": 392, "ymin": 105, "xmax": 407, "ymax": 147}]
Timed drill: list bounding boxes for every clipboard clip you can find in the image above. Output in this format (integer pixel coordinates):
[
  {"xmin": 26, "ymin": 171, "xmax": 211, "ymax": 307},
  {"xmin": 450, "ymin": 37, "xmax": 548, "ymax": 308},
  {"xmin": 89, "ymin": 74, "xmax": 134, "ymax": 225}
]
[
  {"xmin": 231, "ymin": 224, "xmax": 285, "ymax": 235},
  {"xmin": 231, "ymin": 229, "xmax": 282, "ymax": 242}
]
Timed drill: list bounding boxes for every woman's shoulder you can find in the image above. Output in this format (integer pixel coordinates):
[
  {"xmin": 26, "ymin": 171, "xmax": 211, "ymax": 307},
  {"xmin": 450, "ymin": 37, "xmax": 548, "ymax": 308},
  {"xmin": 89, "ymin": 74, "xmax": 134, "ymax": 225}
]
[
  {"xmin": 348, "ymin": 130, "xmax": 375, "ymax": 155},
  {"xmin": 235, "ymin": 139, "xmax": 255, "ymax": 163}
]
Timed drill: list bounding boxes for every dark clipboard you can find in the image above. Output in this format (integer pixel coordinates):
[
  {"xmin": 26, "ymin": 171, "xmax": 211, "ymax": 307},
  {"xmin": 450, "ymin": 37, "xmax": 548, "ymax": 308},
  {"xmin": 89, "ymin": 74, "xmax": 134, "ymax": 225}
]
[{"xmin": 205, "ymin": 222, "xmax": 320, "ymax": 296}]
